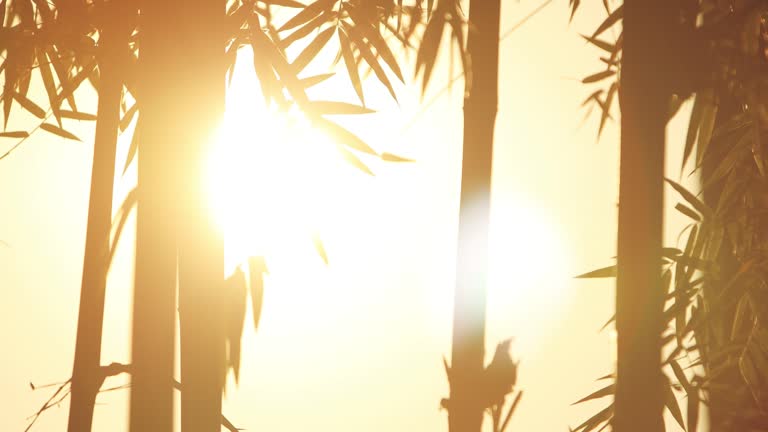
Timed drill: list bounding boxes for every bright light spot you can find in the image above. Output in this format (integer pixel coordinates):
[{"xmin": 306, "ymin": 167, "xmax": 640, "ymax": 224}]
[{"xmin": 206, "ymin": 50, "xmax": 346, "ymax": 275}]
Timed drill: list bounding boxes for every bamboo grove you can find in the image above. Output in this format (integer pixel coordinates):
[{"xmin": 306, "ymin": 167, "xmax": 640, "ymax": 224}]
[
  {"xmin": 7, "ymin": 0, "xmax": 768, "ymax": 431},
  {"xmin": 1, "ymin": 1, "xmax": 521, "ymax": 431},
  {"xmin": 573, "ymin": 0, "xmax": 768, "ymax": 431}
]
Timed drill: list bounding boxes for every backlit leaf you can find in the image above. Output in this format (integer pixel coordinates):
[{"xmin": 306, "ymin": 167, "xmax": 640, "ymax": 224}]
[
  {"xmin": 277, "ymin": 0, "xmax": 335, "ymax": 32},
  {"xmin": 338, "ymin": 30, "xmax": 364, "ymax": 105},
  {"xmin": 0, "ymin": 131, "xmax": 29, "ymax": 138},
  {"xmin": 40, "ymin": 123, "xmax": 80, "ymax": 141},
  {"xmin": 592, "ymin": 5, "xmax": 623, "ymax": 38},
  {"xmin": 575, "ymin": 265, "xmax": 616, "ymax": 279}
]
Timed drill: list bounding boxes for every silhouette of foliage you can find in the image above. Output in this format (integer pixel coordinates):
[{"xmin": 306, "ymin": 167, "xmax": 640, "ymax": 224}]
[{"xmin": 574, "ymin": 0, "xmax": 768, "ymax": 430}]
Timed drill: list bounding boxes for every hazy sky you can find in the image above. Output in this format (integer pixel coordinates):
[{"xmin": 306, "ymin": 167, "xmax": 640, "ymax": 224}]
[{"xmin": 0, "ymin": 2, "xmax": 699, "ymax": 431}]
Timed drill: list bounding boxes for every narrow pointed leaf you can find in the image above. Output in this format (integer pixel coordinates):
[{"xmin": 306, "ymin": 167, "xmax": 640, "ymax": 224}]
[
  {"xmin": 575, "ymin": 265, "xmax": 616, "ymax": 279},
  {"xmin": 381, "ymin": 152, "xmax": 414, "ymax": 162},
  {"xmin": 592, "ymin": 5, "xmax": 623, "ymax": 38},
  {"xmin": 277, "ymin": 0, "xmax": 335, "ymax": 32},
  {"xmin": 40, "ymin": 123, "xmax": 80, "ymax": 141},
  {"xmin": 60, "ymin": 110, "xmax": 97, "ymax": 121},
  {"xmin": 0, "ymin": 131, "xmax": 29, "ymax": 138},
  {"xmin": 338, "ymin": 30, "xmax": 364, "ymax": 105}
]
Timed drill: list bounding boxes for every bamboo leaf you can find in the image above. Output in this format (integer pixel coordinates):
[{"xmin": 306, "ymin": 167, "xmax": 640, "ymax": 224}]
[
  {"xmin": 292, "ymin": 26, "xmax": 335, "ymax": 74},
  {"xmin": 13, "ymin": 91, "xmax": 46, "ymax": 119},
  {"xmin": 592, "ymin": 5, "xmax": 623, "ymax": 38},
  {"xmin": 575, "ymin": 265, "xmax": 616, "ymax": 279},
  {"xmin": 306, "ymin": 100, "xmax": 374, "ymax": 115},
  {"xmin": 336, "ymin": 144, "xmax": 374, "ymax": 175},
  {"xmin": 338, "ymin": 30, "xmax": 364, "ymax": 105},
  {"xmin": 40, "ymin": 123, "xmax": 80, "ymax": 141},
  {"xmin": 280, "ymin": 11, "xmax": 331, "ymax": 48},
  {"xmin": 120, "ymin": 103, "xmax": 138, "ymax": 132},
  {"xmin": 414, "ymin": 12, "xmax": 445, "ymax": 93},
  {"xmin": 300, "ymin": 72, "xmax": 335, "ymax": 89},
  {"xmin": 277, "ymin": 0, "xmax": 335, "ymax": 32},
  {"xmin": 312, "ymin": 115, "xmax": 377, "ymax": 155},
  {"xmin": 572, "ymin": 383, "xmax": 615, "ymax": 405},
  {"xmin": 664, "ymin": 376, "xmax": 685, "ymax": 430},
  {"xmin": 347, "ymin": 5, "xmax": 404, "ymax": 82},
  {"xmin": 342, "ymin": 21, "xmax": 398, "ymax": 101},
  {"xmin": 123, "ymin": 123, "xmax": 139, "ymax": 174},
  {"xmin": 675, "ymin": 203, "xmax": 701, "ymax": 221},
  {"xmin": 248, "ymin": 256, "xmax": 268, "ymax": 331},
  {"xmin": 582, "ymin": 69, "xmax": 615, "ymax": 84},
  {"xmin": 312, "ymin": 233, "xmax": 329, "ymax": 264},
  {"xmin": 665, "ymin": 178, "xmax": 712, "ymax": 219},
  {"xmin": 0, "ymin": 131, "xmax": 29, "ymax": 138},
  {"xmin": 581, "ymin": 34, "xmax": 614, "ymax": 52},
  {"xmin": 36, "ymin": 47, "xmax": 60, "ymax": 125},
  {"xmin": 380, "ymin": 152, "xmax": 414, "ymax": 162},
  {"xmin": 263, "ymin": 0, "xmax": 305, "ymax": 7},
  {"xmin": 60, "ymin": 110, "xmax": 97, "ymax": 121},
  {"xmin": 572, "ymin": 403, "xmax": 613, "ymax": 432}
]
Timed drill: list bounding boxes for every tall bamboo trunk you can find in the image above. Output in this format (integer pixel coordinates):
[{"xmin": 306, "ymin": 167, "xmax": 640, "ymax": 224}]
[
  {"xmin": 449, "ymin": 1, "xmax": 500, "ymax": 431},
  {"xmin": 129, "ymin": 1, "xmax": 182, "ymax": 430},
  {"xmin": 614, "ymin": 1, "xmax": 672, "ymax": 431},
  {"xmin": 67, "ymin": 9, "xmax": 130, "ymax": 431},
  {"xmin": 176, "ymin": 1, "xmax": 227, "ymax": 431}
]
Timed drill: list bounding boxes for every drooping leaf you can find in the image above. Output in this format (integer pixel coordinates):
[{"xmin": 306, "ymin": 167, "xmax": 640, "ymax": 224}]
[
  {"xmin": 36, "ymin": 47, "xmax": 60, "ymax": 125},
  {"xmin": 119, "ymin": 103, "xmax": 138, "ymax": 132},
  {"xmin": 300, "ymin": 72, "xmax": 335, "ymax": 89},
  {"xmin": 263, "ymin": 0, "xmax": 305, "ymax": 8},
  {"xmin": 247, "ymin": 256, "xmax": 268, "ymax": 331},
  {"xmin": 665, "ymin": 178, "xmax": 712, "ymax": 219},
  {"xmin": 305, "ymin": 100, "xmax": 374, "ymax": 116},
  {"xmin": 414, "ymin": 12, "xmax": 445, "ymax": 93},
  {"xmin": 663, "ymin": 375, "xmax": 686, "ymax": 430},
  {"xmin": 572, "ymin": 383, "xmax": 615, "ymax": 405},
  {"xmin": 312, "ymin": 233, "xmax": 328, "ymax": 264},
  {"xmin": 312, "ymin": 115, "xmax": 377, "ymax": 155},
  {"xmin": 280, "ymin": 11, "xmax": 332, "ymax": 48},
  {"xmin": 60, "ymin": 110, "xmax": 97, "ymax": 121},
  {"xmin": 40, "ymin": 123, "xmax": 80, "ymax": 141},
  {"xmin": 292, "ymin": 26, "xmax": 335, "ymax": 74},
  {"xmin": 13, "ymin": 91, "xmax": 46, "ymax": 119},
  {"xmin": 0, "ymin": 131, "xmax": 29, "ymax": 138},
  {"xmin": 581, "ymin": 34, "xmax": 614, "ymax": 52},
  {"xmin": 338, "ymin": 30, "xmax": 364, "ymax": 105},
  {"xmin": 380, "ymin": 152, "xmax": 414, "ymax": 162},
  {"xmin": 575, "ymin": 265, "xmax": 616, "ymax": 279},
  {"xmin": 123, "ymin": 122, "xmax": 139, "ymax": 174},
  {"xmin": 225, "ymin": 268, "xmax": 247, "ymax": 383},
  {"xmin": 342, "ymin": 21, "xmax": 398, "ymax": 101},
  {"xmin": 277, "ymin": 0, "xmax": 335, "ymax": 32},
  {"xmin": 572, "ymin": 403, "xmax": 613, "ymax": 432},
  {"xmin": 336, "ymin": 144, "xmax": 374, "ymax": 175},
  {"xmin": 347, "ymin": 5, "xmax": 404, "ymax": 82},
  {"xmin": 592, "ymin": 5, "xmax": 623, "ymax": 38},
  {"xmin": 582, "ymin": 69, "xmax": 616, "ymax": 84}
]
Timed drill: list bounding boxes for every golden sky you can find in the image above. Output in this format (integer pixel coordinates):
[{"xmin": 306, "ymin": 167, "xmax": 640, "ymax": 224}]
[{"xmin": 0, "ymin": 2, "xmax": 700, "ymax": 431}]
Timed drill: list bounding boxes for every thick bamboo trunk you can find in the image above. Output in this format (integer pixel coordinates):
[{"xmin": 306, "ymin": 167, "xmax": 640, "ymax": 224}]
[
  {"xmin": 67, "ymin": 10, "xmax": 129, "ymax": 431},
  {"xmin": 176, "ymin": 1, "xmax": 227, "ymax": 431},
  {"xmin": 614, "ymin": 1, "xmax": 672, "ymax": 431},
  {"xmin": 129, "ymin": 1, "xmax": 182, "ymax": 431},
  {"xmin": 449, "ymin": 1, "xmax": 501, "ymax": 431}
]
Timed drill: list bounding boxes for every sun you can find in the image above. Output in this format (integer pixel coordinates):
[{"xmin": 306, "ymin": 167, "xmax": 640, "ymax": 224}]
[{"xmin": 206, "ymin": 50, "xmax": 346, "ymax": 275}]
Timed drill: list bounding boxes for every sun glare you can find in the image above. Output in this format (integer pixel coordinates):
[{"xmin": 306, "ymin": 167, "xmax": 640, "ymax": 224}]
[{"xmin": 207, "ymin": 52, "xmax": 345, "ymax": 275}]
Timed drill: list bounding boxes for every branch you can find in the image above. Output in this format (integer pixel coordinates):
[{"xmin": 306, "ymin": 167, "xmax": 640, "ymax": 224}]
[{"xmin": 25, "ymin": 363, "xmax": 243, "ymax": 432}]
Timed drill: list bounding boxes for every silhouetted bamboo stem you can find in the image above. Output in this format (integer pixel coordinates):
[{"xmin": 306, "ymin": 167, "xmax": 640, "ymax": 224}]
[
  {"xmin": 614, "ymin": 1, "xmax": 671, "ymax": 430},
  {"xmin": 449, "ymin": 1, "xmax": 500, "ymax": 431},
  {"xmin": 129, "ymin": 1, "xmax": 181, "ymax": 430},
  {"xmin": 176, "ymin": 1, "xmax": 227, "ymax": 431},
  {"xmin": 67, "ymin": 7, "xmax": 130, "ymax": 431}
]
